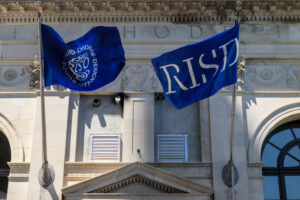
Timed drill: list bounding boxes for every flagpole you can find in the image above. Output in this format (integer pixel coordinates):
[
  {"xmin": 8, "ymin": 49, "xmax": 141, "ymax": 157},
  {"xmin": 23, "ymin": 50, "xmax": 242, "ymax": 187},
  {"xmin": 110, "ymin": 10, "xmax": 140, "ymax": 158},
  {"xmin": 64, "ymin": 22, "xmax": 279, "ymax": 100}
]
[
  {"xmin": 37, "ymin": 1, "xmax": 54, "ymax": 188},
  {"xmin": 228, "ymin": 83, "xmax": 237, "ymax": 199},
  {"xmin": 222, "ymin": 1, "xmax": 241, "ymax": 199}
]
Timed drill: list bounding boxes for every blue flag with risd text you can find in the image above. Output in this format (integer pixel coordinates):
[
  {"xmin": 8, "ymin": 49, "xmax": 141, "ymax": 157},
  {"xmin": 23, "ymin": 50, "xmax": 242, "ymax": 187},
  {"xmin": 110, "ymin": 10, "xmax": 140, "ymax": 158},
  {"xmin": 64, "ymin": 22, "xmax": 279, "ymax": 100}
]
[
  {"xmin": 41, "ymin": 24, "xmax": 125, "ymax": 91},
  {"xmin": 152, "ymin": 24, "xmax": 239, "ymax": 109}
]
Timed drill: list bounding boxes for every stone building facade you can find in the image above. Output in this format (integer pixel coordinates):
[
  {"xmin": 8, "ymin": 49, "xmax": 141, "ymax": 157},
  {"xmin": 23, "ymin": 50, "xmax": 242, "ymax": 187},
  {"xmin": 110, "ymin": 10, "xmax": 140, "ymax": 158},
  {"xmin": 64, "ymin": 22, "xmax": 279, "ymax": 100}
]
[{"xmin": 0, "ymin": 1, "xmax": 300, "ymax": 200}]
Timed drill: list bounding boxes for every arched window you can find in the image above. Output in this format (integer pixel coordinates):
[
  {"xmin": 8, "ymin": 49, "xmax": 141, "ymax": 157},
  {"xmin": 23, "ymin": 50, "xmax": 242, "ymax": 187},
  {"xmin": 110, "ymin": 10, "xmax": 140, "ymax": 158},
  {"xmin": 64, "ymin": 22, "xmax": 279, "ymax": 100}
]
[
  {"xmin": 0, "ymin": 132, "xmax": 11, "ymax": 199},
  {"xmin": 262, "ymin": 121, "xmax": 300, "ymax": 200}
]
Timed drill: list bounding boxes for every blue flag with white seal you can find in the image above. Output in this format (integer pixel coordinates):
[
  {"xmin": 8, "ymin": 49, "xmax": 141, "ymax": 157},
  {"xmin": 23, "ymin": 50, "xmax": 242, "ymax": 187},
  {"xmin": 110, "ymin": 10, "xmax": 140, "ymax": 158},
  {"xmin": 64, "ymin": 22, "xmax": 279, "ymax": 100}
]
[
  {"xmin": 41, "ymin": 24, "xmax": 125, "ymax": 91},
  {"xmin": 152, "ymin": 24, "xmax": 239, "ymax": 109}
]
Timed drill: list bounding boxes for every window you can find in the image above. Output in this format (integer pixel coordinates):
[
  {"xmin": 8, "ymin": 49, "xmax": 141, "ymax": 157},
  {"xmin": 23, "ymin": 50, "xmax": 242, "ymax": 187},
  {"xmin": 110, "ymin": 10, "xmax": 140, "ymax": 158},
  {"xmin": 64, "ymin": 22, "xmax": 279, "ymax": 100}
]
[
  {"xmin": 0, "ymin": 132, "xmax": 10, "ymax": 200},
  {"xmin": 157, "ymin": 134, "xmax": 188, "ymax": 162},
  {"xmin": 90, "ymin": 135, "xmax": 121, "ymax": 162},
  {"xmin": 262, "ymin": 121, "xmax": 300, "ymax": 200}
]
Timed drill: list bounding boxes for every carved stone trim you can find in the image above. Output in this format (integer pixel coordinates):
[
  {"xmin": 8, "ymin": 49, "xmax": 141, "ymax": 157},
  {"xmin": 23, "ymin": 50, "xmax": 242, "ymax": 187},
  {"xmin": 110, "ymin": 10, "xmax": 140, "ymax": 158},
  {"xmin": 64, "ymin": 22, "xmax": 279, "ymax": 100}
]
[
  {"xmin": 7, "ymin": 162, "xmax": 30, "ymax": 181},
  {"xmin": 64, "ymin": 162, "xmax": 213, "ymax": 187},
  {"xmin": 247, "ymin": 162, "xmax": 264, "ymax": 179},
  {"xmin": 149, "ymin": 162, "xmax": 212, "ymax": 167},
  {"xmin": 29, "ymin": 56, "xmax": 40, "ymax": 90},
  {"xmin": 90, "ymin": 175, "xmax": 187, "ymax": 193},
  {"xmin": 64, "ymin": 162, "xmax": 212, "ymax": 178},
  {"xmin": 0, "ymin": 0, "xmax": 299, "ymax": 23},
  {"xmin": 63, "ymin": 162, "xmax": 214, "ymax": 195}
]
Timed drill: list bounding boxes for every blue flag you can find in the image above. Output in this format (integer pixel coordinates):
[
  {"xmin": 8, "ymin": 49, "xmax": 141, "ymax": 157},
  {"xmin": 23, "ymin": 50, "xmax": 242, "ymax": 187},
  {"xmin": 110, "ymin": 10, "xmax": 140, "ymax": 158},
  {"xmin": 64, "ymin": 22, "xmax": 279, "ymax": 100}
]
[
  {"xmin": 152, "ymin": 24, "xmax": 239, "ymax": 109},
  {"xmin": 41, "ymin": 24, "xmax": 125, "ymax": 91}
]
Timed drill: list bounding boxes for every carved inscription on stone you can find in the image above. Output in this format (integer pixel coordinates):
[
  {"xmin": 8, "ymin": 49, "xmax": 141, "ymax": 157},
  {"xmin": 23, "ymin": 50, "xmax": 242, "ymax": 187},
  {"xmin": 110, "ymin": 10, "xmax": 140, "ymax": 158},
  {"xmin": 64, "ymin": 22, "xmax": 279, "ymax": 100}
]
[
  {"xmin": 190, "ymin": 25, "xmax": 202, "ymax": 39},
  {"xmin": 154, "ymin": 25, "xmax": 170, "ymax": 39},
  {"xmin": 285, "ymin": 67, "xmax": 300, "ymax": 89},
  {"xmin": 122, "ymin": 24, "xmax": 202, "ymax": 40},
  {"xmin": 123, "ymin": 25, "xmax": 135, "ymax": 39}
]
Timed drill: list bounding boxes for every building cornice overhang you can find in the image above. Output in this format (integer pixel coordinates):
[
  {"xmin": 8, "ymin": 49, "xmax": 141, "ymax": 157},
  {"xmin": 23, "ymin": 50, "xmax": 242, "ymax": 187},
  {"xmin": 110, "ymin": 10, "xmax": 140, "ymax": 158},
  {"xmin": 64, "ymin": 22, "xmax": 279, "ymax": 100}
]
[{"xmin": 0, "ymin": 0, "xmax": 299, "ymax": 24}]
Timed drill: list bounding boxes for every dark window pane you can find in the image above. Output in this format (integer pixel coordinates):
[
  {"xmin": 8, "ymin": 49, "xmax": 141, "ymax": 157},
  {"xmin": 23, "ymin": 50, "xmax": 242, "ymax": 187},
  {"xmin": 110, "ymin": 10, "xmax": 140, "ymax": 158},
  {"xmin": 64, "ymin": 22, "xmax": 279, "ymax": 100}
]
[
  {"xmin": 263, "ymin": 176, "xmax": 280, "ymax": 200},
  {"xmin": 292, "ymin": 128, "xmax": 300, "ymax": 139},
  {"xmin": 269, "ymin": 129, "xmax": 294, "ymax": 149},
  {"xmin": 285, "ymin": 176, "xmax": 300, "ymax": 199},
  {"xmin": 262, "ymin": 143, "xmax": 280, "ymax": 167},
  {"xmin": 0, "ymin": 177, "xmax": 7, "ymax": 199},
  {"xmin": 0, "ymin": 134, "xmax": 11, "ymax": 169},
  {"xmin": 288, "ymin": 146, "xmax": 300, "ymax": 160},
  {"xmin": 284, "ymin": 155, "xmax": 299, "ymax": 167}
]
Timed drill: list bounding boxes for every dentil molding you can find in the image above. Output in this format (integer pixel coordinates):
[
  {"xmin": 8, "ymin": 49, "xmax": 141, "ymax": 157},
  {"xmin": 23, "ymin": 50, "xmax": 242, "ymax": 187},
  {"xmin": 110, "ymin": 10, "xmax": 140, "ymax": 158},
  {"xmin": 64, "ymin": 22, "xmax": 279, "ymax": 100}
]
[
  {"xmin": 0, "ymin": 0, "xmax": 300, "ymax": 23},
  {"xmin": 7, "ymin": 162, "xmax": 30, "ymax": 181}
]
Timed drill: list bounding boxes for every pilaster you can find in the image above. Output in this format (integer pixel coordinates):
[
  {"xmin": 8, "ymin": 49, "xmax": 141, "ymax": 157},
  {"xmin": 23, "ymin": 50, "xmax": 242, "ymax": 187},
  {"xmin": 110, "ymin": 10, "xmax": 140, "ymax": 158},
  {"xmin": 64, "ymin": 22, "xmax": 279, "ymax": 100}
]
[
  {"xmin": 209, "ymin": 94, "xmax": 249, "ymax": 200},
  {"xmin": 27, "ymin": 93, "xmax": 70, "ymax": 200}
]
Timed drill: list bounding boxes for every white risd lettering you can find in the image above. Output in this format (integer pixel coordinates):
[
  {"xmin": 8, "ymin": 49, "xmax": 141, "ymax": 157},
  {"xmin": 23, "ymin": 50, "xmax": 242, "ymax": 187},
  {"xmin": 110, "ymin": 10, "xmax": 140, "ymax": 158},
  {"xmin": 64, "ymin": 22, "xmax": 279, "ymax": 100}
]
[
  {"xmin": 182, "ymin": 57, "xmax": 200, "ymax": 89},
  {"xmin": 160, "ymin": 64, "xmax": 188, "ymax": 94},
  {"xmin": 199, "ymin": 50, "xmax": 219, "ymax": 77},
  {"xmin": 202, "ymin": 74, "xmax": 207, "ymax": 84},
  {"xmin": 219, "ymin": 38, "xmax": 239, "ymax": 71}
]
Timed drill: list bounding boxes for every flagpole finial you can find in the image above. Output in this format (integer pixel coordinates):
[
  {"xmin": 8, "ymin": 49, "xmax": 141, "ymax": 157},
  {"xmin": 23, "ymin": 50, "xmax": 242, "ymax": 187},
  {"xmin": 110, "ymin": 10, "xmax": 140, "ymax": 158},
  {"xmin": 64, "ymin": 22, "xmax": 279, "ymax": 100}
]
[
  {"xmin": 235, "ymin": 0, "xmax": 241, "ymax": 24},
  {"xmin": 37, "ymin": 0, "xmax": 42, "ymax": 16}
]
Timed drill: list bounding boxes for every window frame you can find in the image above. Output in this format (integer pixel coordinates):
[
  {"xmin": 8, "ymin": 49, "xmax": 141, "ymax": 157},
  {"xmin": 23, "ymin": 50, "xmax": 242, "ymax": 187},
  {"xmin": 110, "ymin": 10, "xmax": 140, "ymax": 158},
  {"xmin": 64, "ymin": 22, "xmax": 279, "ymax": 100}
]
[{"xmin": 262, "ymin": 122, "xmax": 300, "ymax": 200}]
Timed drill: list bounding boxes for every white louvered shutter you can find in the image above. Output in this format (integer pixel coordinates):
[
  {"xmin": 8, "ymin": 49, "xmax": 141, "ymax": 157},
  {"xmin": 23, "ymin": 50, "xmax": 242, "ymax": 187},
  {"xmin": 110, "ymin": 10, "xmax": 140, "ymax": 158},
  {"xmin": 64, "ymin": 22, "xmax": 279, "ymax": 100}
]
[
  {"xmin": 157, "ymin": 134, "xmax": 188, "ymax": 162},
  {"xmin": 90, "ymin": 135, "xmax": 121, "ymax": 162}
]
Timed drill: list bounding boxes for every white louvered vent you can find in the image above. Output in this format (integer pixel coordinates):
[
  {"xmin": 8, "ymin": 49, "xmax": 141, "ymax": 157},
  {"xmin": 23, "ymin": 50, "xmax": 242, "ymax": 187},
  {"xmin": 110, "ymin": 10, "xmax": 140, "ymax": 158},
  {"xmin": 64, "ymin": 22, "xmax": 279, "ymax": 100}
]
[
  {"xmin": 157, "ymin": 134, "xmax": 188, "ymax": 162},
  {"xmin": 90, "ymin": 135, "xmax": 121, "ymax": 162}
]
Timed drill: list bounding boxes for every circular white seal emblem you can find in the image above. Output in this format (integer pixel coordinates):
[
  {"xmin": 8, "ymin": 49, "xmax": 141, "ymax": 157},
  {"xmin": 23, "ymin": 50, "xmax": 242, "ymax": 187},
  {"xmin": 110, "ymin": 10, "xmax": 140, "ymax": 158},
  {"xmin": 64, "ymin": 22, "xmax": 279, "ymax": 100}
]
[{"xmin": 62, "ymin": 45, "xmax": 99, "ymax": 88}]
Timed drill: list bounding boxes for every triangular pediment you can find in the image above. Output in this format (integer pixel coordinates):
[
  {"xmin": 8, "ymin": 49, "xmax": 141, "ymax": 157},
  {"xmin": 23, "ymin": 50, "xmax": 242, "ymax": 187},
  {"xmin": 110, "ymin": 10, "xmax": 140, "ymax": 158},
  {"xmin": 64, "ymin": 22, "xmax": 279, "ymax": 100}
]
[
  {"xmin": 62, "ymin": 162, "xmax": 213, "ymax": 198},
  {"xmin": 89, "ymin": 174, "xmax": 187, "ymax": 194}
]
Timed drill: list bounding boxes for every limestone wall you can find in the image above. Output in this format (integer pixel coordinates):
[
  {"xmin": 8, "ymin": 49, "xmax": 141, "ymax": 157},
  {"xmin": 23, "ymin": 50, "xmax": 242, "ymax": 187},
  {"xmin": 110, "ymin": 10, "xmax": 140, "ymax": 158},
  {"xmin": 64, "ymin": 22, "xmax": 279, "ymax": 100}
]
[{"xmin": 0, "ymin": 21, "xmax": 300, "ymax": 200}]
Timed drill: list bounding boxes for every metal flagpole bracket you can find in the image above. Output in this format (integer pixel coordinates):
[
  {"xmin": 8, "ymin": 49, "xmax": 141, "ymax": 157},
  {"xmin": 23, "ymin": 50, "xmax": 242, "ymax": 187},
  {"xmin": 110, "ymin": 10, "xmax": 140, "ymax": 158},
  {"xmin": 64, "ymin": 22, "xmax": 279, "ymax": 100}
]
[
  {"xmin": 222, "ymin": 160, "xmax": 239, "ymax": 187},
  {"xmin": 38, "ymin": 162, "xmax": 55, "ymax": 188}
]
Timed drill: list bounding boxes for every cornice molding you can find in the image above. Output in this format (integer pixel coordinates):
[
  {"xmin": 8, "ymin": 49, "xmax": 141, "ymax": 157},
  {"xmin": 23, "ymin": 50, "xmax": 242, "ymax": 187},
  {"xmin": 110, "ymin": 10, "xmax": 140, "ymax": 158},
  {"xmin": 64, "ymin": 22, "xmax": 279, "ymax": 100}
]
[
  {"xmin": 7, "ymin": 162, "xmax": 30, "ymax": 181},
  {"xmin": 247, "ymin": 162, "xmax": 263, "ymax": 179},
  {"xmin": 63, "ymin": 162, "xmax": 213, "ymax": 187},
  {"xmin": 64, "ymin": 162, "xmax": 128, "ymax": 178},
  {"xmin": 0, "ymin": 0, "xmax": 299, "ymax": 23},
  {"xmin": 89, "ymin": 175, "xmax": 188, "ymax": 193}
]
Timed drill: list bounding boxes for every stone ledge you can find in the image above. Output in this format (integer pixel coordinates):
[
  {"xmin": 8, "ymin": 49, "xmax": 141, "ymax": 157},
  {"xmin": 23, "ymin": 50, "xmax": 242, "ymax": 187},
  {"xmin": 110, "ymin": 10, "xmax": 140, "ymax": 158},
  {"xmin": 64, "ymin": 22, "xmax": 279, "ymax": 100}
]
[
  {"xmin": 149, "ymin": 162, "xmax": 212, "ymax": 167},
  {"xmin": 7, "ymin": 162, "xmax": 30, "ymax": 181},
  {"xmin": 247, "ymin": 162, "xmax": 264, "ymax": 168},
  {"xmin": 247, "ymin": 162, "xmax": 263, "ymax": 178},
  {"xmin": 64, "ymin": 162, "xmax": 212, "ymax": 176},
  {"xmin": 65, "ymin": 193, "xmax": 212, "ymax": 200}
]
